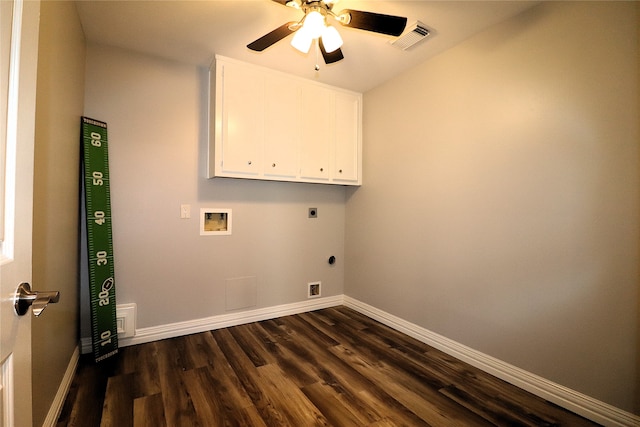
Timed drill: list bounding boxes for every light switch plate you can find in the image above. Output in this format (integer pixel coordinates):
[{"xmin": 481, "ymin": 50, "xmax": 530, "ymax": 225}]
[{"xmin": 180, "ymin": 204, "xmax": 191, "ymax": 219}]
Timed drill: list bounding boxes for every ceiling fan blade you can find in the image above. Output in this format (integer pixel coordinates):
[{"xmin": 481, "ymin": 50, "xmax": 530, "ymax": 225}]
[
  {"xmin": 247, "ymin": 22, "xmax": 298, "ymax": 52},
  {"xmin": 338, "ymin": 9, "xmax": 407, "ymax": 37},
  {"xmin": 319, "ymin": 39, "xmax": 344, "ymax": 64}
]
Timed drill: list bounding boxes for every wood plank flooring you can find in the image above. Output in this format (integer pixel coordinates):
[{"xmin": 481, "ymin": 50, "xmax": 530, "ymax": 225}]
[{"xmin": 56, "ymin": 306, "xmax": 601, "ymax": 426}]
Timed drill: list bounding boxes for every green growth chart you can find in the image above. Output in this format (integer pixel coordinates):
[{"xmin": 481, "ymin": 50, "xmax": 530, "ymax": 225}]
[{"xmin": 81, "ymin": 116, "xmax": 118, "ymax": 362}]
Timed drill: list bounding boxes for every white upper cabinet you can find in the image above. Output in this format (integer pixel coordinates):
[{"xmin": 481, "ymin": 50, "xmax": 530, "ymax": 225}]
[{"xmin": 209, "ymin": 55, "xmax": 362, "ymax": 186}]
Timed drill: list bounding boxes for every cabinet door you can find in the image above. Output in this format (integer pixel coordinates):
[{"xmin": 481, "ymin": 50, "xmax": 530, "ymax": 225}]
[
  {"xmin": 300, "ymin": 85, "xmax": 331, "ymax": 180},
  {"xmin": 333, "ymin": 92, "xmax": 360, "ymax": 183},
  {"xmin": 218, "ymin": 61, "xmax": 263, "ymax": 176},
  {"xmin": 264, "ymin": 74, "xmax": 299, "ymax": 178}
]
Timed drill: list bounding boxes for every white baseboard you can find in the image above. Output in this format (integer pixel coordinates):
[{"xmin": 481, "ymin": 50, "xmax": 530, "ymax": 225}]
[
  {"xmin": 81, "ymin": 295, "xmax": 344, "ymax": 353},
  {"xmin": 42, "ymin": 346, "xmax": 79, "ymax": 427},
  {"xmin": 343, "ymin": 296, "xmax": 640, "ymax": 427}
]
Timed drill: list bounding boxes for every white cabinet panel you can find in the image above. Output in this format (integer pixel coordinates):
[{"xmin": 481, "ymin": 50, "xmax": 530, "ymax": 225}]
[
  {"xmin": 215, "ymin": 60, "xmax": 263, "ymax": 176},
  {"xmin": 264, "ymin": 74, "xmax": 300, "ymax": 178},
  {"xmin": 333, "ymin": 92, "xmax": 360, "ymax": 183},
  {"xmin": 300, "ymin": 85, "xmax": 331, "ymax": 181}
]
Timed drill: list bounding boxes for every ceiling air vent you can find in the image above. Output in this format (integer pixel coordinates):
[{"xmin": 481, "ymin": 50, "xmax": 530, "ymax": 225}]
[{"xmin": 390, "ymin": 21, "xmax": 430, "ymax": 50}]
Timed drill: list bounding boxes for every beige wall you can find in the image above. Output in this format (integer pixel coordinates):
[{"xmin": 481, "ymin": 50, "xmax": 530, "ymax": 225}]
[
  {"xmin": 346, "ymin": 1, "xmax": 639, "ymax": 413},
  {"xmin": 82, "ymin": 44, "xmax": 346, "ymax": 331},
  {"xmin": 32, "ymin": 1, "xmax": 85, "ymax": 425}
]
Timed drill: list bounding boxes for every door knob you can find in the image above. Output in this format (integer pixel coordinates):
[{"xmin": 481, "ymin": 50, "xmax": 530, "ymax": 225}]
[{"xmin": 14, "ymin": 282, "xmax": 60, "ymax": 317}]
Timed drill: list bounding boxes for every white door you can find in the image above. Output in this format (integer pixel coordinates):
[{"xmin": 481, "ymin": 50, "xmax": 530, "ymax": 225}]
[{"xmin": 0, "ymin": 0, "xmax": 41, "ymax": 426}]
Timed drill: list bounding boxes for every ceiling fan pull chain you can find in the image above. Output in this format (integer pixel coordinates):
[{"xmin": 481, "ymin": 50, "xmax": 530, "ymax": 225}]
[{"xmin": 314, "ymin": 38, "xmax": 320, "ymax": 71}]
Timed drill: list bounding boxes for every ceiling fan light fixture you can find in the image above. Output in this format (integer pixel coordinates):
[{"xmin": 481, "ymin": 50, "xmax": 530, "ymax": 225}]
[
  {"xmin": 291, "ymin": 9, "xmax": 334, "ymax": 54},
  {"xmin": 249, "ymin": 1, "xmax": 408, "ymax": 65},
  {"xmin": 321, "ymin": 25, "xmax": 343, "ymax": 53},
  {"xmin": 291, "ymin": 27, "xmax": 313, "ymax": 53},
  {"xmin": 303, "ymin": 10, "xmax": 326, "ymax": 39}
]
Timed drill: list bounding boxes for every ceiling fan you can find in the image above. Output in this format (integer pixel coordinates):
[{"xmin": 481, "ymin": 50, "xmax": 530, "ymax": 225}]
[{"xmin": 247, "ymin": 0, "xmax": 408, "ymax": 64}]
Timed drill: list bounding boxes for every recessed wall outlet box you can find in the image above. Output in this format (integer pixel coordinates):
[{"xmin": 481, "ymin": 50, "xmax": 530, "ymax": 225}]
[
  {"xmin": 308, "ymin": 281, "xmax": 321, "ymax": 298},
  {"xmin": 200, "ymin": 208, "xmax": 232, "ymax": 235},
  {"xmin": 116, "ymin": 303, "xmax": 136, "ymax": 338},
  {"xmin": 308, "ymin": 208, "xmax": 318, "ymax": 218}
]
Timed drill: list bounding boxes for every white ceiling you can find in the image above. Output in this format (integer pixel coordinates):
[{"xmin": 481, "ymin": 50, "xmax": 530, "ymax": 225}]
[{"xmin": 76, "ymin": 0, "xmax": 538, "ymax": 93}]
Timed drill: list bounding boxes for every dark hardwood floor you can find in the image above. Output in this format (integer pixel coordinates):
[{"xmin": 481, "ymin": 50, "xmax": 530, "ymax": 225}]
[{"xmin": 56, "ymin": 306, "xmax": 601, "ymax": 426}]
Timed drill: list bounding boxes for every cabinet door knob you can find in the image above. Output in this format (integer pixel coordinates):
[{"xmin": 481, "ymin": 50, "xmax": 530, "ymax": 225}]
[
  {"xmin": 248, "ymin": 160, "xmax": 252, "ymax": 165},
  {"xmin": 272, "ymin": 163, "xmax": 276, "ymax": 167},
  {"xmin": 339, "ymin": 169, "xmax": 343, "ymax": 173},
  {"xmin": 320, "ymin": 168, "xmax": 324, "ymax": 172}
]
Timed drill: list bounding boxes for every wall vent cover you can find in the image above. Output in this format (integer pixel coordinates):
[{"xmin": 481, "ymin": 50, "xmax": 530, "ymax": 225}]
[{"xmin": 390, "ymin": 21, "xmax": 430, "ymax": 50}]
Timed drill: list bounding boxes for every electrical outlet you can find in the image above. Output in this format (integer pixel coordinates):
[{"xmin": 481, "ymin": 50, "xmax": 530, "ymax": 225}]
[{"xmin": 180, "ymin": 204, "xmax": 191, "ymax": 219}]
